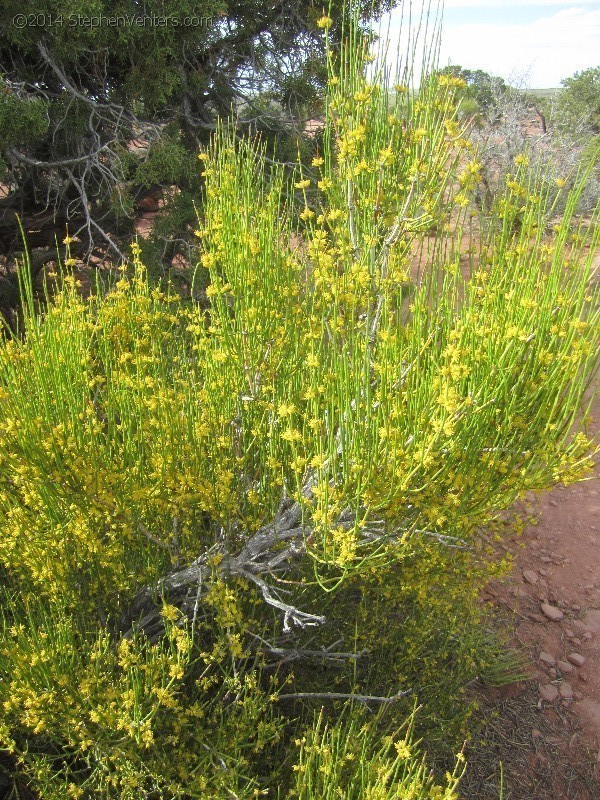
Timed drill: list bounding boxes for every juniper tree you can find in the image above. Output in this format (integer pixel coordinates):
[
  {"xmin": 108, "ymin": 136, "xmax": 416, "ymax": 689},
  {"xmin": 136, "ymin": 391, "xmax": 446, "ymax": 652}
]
[{"xmin": 0, "ymin": 0, "xmax": 393, "ymax": 292}]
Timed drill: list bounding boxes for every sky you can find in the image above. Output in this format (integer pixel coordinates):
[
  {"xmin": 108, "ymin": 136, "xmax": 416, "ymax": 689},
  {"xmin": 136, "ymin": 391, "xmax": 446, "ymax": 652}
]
[{"xmin": 383, "ymin": 0, "xmax": 600, "ymax": 88}]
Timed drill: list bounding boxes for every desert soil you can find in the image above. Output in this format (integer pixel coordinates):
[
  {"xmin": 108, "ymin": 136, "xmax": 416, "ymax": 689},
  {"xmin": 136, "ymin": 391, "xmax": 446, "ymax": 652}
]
[{"xmin": 461, "ymin": 384, "xmax": 600, "ymax": 799}]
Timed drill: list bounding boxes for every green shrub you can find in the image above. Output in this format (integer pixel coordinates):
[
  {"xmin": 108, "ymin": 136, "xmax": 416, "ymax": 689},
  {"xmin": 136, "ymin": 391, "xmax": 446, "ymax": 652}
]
[
  {"xmin": 286, "ymin": 709, "xmax": 463, "ymax": 799},
  {"xmin": 0, "ymin": 5, "xmax": 598, "ymax": 798}
]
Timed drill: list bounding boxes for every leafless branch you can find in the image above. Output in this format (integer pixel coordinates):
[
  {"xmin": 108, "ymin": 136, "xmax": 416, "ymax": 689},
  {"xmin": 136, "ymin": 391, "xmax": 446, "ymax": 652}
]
[
  {"xmin": 123, "ymin": 474, "xmax": 392, "ymax": 641},
  {"xmin": 249, "ymin": 632, "xmax": 365, "ymax": 666},
  {"xmin": 275, "ymin": 689, "xmax": 411, "ymax": 704}
]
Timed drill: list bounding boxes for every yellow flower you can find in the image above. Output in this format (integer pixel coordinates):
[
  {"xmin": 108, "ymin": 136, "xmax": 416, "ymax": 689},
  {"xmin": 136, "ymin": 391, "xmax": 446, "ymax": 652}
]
[
  {"xmin": 310, "ymin": 453, "xmax": 326, "ymax": 468},
  {"xmin": 169, "ymin": 663, "xmax": 184, "ymax": 680},
  {"xmin": 160, "ymin": 603, "xmax": 180, "ymax": 622},
  {"xmin": 281, "ymin": 428, "xmax": 302, "ymax": 443},
  {"xmin": 311, "ymin": 156, "xmax": 324, "ymax": 167},
  {"xmin": 394, "ymin": 740, "xmax": 411, "ymax": 759},
  {"xmin": 378, "ymin": 146, "xmax": 394, "ymax": 166},
  {"xmin": 278, "ymin": 402, "xmax": 296, "ymax": 417},
  {"xmin": 295, "ymin": 179, "xmax": 311, "ymax": 189},
  {"xmin": 316, "ymin": 15, "xmax": 332, "ymax": 29}
]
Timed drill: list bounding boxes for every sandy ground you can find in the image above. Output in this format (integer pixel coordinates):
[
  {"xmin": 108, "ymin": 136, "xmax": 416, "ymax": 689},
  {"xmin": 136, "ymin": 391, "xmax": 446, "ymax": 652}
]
[{"xmin": 462, "ymin": 383, "xmax": 600, "ymax": 799}]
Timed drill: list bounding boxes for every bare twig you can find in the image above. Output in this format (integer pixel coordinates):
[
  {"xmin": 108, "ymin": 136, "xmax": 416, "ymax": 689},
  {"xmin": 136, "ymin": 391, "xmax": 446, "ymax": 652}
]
[
  {"xmin": 251, "ymin": 635, "xmax": 365, "ymax": 665},
  {"xmin": 276, "ymin": 689, "xmax": 411, "ymax": 703}
]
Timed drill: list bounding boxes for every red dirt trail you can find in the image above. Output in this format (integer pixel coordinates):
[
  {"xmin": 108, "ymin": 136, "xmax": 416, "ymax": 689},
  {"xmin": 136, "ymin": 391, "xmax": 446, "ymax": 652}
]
[{"xmin": 469, "ymin": 384, "xmax": 600, "ymax": 799}]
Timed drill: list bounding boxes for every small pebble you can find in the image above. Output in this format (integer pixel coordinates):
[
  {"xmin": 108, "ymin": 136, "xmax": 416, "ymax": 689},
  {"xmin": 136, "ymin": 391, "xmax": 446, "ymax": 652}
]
[
  {"xmin": 559, "ymin": 682, "xmax": 574, "ymax": 700},
  {"xmin": 529, "ymin": 613, "xmax": 547, "ymax": 623},
  {"xmin": 539, "ymin": 684, "xmax": 559, "ymax": 703},
  {"xmin": 567, "ymin": 653, "xmax": 585, "ymax": 667},
  {"xmin": 565, "ymin": 629, "xmax": 575, "ymax": 638},
  {"xmin": 523, "ymin": 569, "xmax": 539, "ymax": 585},
  {"xmin": 539, "ymin": 651, "xmax": 556, "ymax": 666},
  {"xmin": 541, "ymin": 603, "xmax": 564, "ymax": 621},
  {"xmin": 557, "ymin": 660, "xmax": 574, "ymax": 673}
]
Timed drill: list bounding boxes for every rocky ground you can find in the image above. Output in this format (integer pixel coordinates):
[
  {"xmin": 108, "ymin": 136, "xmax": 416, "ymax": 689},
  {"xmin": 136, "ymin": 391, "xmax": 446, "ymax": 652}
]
[{"xmin": 462, "ymin": 388, "xmax": 600, "ymax": 799}]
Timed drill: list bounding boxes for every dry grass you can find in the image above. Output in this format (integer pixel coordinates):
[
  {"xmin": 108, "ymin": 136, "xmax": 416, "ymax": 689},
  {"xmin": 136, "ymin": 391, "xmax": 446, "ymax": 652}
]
[{"xmin": 461, "ymin": 683, "xmax": 600, "ymax": 800}]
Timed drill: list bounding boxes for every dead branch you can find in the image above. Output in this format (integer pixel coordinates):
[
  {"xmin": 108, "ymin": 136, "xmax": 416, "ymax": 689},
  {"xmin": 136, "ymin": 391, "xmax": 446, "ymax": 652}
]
[
  {"xmin": 122, "ymin": 477, "xmax": 387, "ymax": 641},
  {"xmin": 275, "ymin": 689, "xmax": 412, "ymax": 704}
]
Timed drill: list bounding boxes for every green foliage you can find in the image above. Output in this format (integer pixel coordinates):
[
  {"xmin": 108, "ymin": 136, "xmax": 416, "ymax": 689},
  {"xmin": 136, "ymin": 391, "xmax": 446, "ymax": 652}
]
[
  {"xmin": 0, "ymin": 597, "xmax": 282, "ymax": 798},
  {"xmin": 0, "ymin": 6, "xmax": 598, "ymax": 798},
  {"xmin": 439, "ymin": 65, "xmax": 508, "ymax": 122},
  {"xmin": 0, "ymin": 77, "xmax": 49, "ymax": 148},
  {"xmin": 555, "ymin": 66, "xmax": 600, "ymax": 134},
  {"xmin": 286, "ymin": 709, "xmax": 463, "ymax": 799},
  {"xmin": 137, "ymin": 131, "xmax": 197, "ymax": 188},
  {"xmin": 0, "ymin": 0, "xmax": 393, "ymax": 270}
]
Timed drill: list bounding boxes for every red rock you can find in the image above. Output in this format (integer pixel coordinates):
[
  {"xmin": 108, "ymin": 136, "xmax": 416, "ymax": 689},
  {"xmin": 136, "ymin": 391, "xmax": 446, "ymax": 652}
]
[
  {"xmin": 539, "ymin": 683, "xmax": 559, "ymax": 703},
  {"xmin": 523, "ymin": 569, "xmax": 538, "ymax": 585},
  {"xmin": 529, "ymin": 613, "xmax": 547, "ymax": 623},
  {"xmin": 539, "ymin": 651, "xmax": 556, "ymax": 666},
  {"xmin": 557, "ymin": 660, "xmax": 574, "ymax": 673},
  {"xmin": 574, "ymin": 698, "xmax": 600, "ymax": 728},
  {"xmin": 138, "ymin": 195, "xmax": 160, "ymax": 212},
  {"xmin": 567, "ymin": 653, "xmax": 585, "ymax": 667},
  {"xmin": 559, "ymin": 682, "xmax": 574, "ymax": 699},
  {"xmin": 541, "ymin": 603, "xmax": 564, "ymax": 621},
  {"xmin": 581, "ymin": 609, "xmax": 600, "ymax": 633}
]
